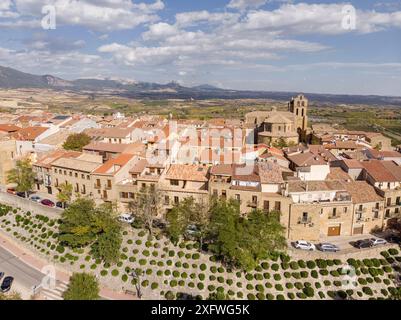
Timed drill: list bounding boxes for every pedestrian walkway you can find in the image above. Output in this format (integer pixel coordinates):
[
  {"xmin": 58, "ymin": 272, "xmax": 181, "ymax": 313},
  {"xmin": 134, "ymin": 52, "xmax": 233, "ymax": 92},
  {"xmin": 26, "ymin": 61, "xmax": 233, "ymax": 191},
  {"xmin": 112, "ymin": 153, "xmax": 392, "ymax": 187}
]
[
  {"xmin": 0, "ymin": 231, "xmax": 136, "ymax": 300},
  {"xmin": 40, "ymin": 281, "xmax": 68, "ymax": 300}
]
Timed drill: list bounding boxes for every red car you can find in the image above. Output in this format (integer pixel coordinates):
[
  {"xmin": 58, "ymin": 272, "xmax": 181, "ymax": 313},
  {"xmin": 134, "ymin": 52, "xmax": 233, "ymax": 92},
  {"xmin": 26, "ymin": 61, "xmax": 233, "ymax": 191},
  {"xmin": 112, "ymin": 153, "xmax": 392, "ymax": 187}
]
[
  {"xmin": 41, "ymin": 199, "xmax": 55, "ymax": 207},
  {"xmin": 6, "ymin": 188, "xmax": 16, "ymax": 195}
]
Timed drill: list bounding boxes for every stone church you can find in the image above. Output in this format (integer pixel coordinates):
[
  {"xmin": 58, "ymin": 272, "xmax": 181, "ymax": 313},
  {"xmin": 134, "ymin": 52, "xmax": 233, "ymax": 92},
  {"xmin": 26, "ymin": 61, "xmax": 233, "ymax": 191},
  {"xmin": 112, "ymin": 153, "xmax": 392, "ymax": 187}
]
[{"xmin": 245, "ymin": 94, "xmax": 308, "ymax": 146}]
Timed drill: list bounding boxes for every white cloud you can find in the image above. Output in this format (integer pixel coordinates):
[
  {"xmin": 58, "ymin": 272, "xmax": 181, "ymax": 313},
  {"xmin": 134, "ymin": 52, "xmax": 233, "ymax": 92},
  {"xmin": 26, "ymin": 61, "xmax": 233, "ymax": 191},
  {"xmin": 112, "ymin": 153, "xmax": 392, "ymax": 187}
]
[
  {"xmin": 0, "ymin": 46, "xmax": 101, "ymax": 76},
  {"xmin": 0, "ymin": 0, "xmax": 19, "ymax": 18},
  {"xmin": 142, "ymin": 22, "xmax": 179, "ymax": 40},
  {"xmin": 227, "ymin": 0, "xmax": 268, "ymax": 11},
  {"xmin": 2, "ymin": 1, "xmax": 401, "ymax": 95},
  {"xmin": 241, "ymin": 3, "xmax": 401, "ymax": 35},
  {"xmin": 175, "ymin": 10, "xmax": 239, "ymax": 27},
  {"xmin": 8, "ymin": 0, "xmax": 165, "ymax": 31},
  {"xmin": 0, "ymin": 0, "xmax": 12, "ymax": 11}
]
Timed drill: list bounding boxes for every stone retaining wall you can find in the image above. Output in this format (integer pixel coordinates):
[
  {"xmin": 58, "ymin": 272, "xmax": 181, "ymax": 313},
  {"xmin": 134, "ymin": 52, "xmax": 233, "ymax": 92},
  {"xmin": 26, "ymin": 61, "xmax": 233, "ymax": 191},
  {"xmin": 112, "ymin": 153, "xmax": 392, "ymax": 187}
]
[
  {"xmin": 0, "ymin": 192, "xmax": 62, "ymax": 218},
  {"xmin": 288, "ymin": 244, "xmax": 400, "ymax": 261}
]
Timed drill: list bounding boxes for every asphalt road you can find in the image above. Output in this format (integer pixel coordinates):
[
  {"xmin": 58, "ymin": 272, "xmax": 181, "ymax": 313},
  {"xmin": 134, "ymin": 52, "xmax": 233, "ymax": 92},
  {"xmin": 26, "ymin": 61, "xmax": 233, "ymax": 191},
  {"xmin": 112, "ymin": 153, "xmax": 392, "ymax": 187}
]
[{"xmin": 0, "ymin": 245, "xmax": 45, "ymax": 296}]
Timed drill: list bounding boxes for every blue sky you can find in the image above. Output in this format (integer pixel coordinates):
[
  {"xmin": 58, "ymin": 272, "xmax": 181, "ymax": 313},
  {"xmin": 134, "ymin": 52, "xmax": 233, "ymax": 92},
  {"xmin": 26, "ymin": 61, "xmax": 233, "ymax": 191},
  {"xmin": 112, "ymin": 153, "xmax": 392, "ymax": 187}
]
[{"xmin": 0, "ymin": 0, "xmax": 401, "ymax": 95}]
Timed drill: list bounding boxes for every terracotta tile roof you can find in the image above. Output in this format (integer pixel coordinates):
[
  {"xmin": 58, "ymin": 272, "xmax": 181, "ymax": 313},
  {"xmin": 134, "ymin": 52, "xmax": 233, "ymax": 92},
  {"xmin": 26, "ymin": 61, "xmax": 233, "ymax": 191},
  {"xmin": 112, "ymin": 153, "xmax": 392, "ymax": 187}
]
[
  {"xmin": 324, "ymin": 141, "xmax": 360, "ymax": 150},
  {"xmin": 232, "ymin": 164, "xmax": 260, "ymax": 182},
  {"xmin": 165, "ymin": 164, "xmax": 209, "ymax": 182},
  {"xmin": 283, "ymin": 144, "xmax": 309, "ymax": 155},
  {"xmin": 211, "ymin": 162, "xmax": 284, "ymax": 184},
  {"xmin": 287, "ymin": 151, "xmax": 328, "ymax": 167},
  {"xmin": 267, "ymin": 146, "xmax": 284, "ymax": 155},
  {"xmin": 85, "ymin": 127, "xmax": 134, "ymax": 139},
  {"xmin": 288, "ymin": 180, "xmax": 346, "ymax": 193},
  {"xmin": 34, "ymin": 150, "xmax": 81, "ymax": 168},
  {"xmin": 342, "ymin": 150, "xmax": 369, "ymax": 161},
  {"xmin": 341, "ymin": 159, "xmax": 364, "ymax": 169},
  {"xmin": 210, "ymin": 164, "xmax": 234, "ymax": 176},
  {"xmin": 381, "ymin": 161, "xmax": 401, "ymax": 181},
  {"xmin": 129, "ymin": 158, "xmax": 148, "ymax": 174},
  {"xmin": 259, "ymin": 150, "xmax": 288, "ymax": 162},
  {"xmin": 83, "ymin": 141, "xmax": 145, "ymax": 154},
  {"xmin": 93, "ymin": 154, "xmax": 135, "ymax": 175},
  {"xmin": 257, "ymin": 162, "xmax": 284, "ymax": 184},
  {"xmin": 39, "ymin": 130, "xmax": 71, "ymax": 145},
  {"xmin": 0, "ymin": 124, "xmax": 21, "ymax": 133},
  {"xmin": 342, "ymin": 181, "xmax": 383, "ymax": 204},
  {"xmin": 11, "ymin": 126, "xmax": 48, "ymax": 141},
  {"xmin": 371, "ymin": 150, "xmax": 401, "ymax": 158},
  {"xmin": 52, "ymin": 157, "xmax": 101, "ymax": 172},
  {"xmin": 362, "ymin": 160, "xmax": 401, "ymax": 182},
  {"xmin": 264, "ymin": 113, "xmax": 294, "ymax": 124},
  {"xmin": 326, "ymin": 167, "xmax": 352, "ymax": 182}
]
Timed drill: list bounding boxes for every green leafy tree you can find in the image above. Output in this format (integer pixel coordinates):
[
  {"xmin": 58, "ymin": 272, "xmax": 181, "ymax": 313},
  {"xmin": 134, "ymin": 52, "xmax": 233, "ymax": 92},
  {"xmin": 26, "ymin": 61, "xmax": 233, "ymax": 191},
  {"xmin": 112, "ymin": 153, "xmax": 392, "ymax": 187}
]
[
  {"xmin": 58, "ymin": 198, "xmax": 122, "ymax": 263},
  {"xmin": 207, "ymin": 199, "xmax": 241, "ymax": 267},
  {"xmin": 0, "ymin": 292, "xmax": 22, "ymax": 300},
  {"xmin": 272, "ymin": 137, "xmax": 288, "ymax": 149},
  {"xmin": 7, "ymin": 158, "xmax": 35, "ymax": 198},
  {"xmin": 56, "ymin": 182, "xmax": 73, "ymax": 208},
  {"xmin": 58, "ymin": 198, "xmax": 98, "ymax": 247},
  {"xmin": 207, "ymin": 200, "xmax": 287, "ymax": 271},
  {"xmin": 166, "ymin": 197, "xmax": 194, "ymax": 244},
  {"xmin": 90, "ymin": 203, "xmax": 122, "ymax": 263},
  {"xmin": 191, "ymin": 198, "xmax": 211, "ymax": 251},
  {"xmin": 62, "ymin": 133, "xmax": 91, "ymax": 151},
  {"xmin": 374, "ymin": 143, "xmax": 382, "ymax": 151},
  {"xmin": 388, "ymin": 287, "xmax": 401, "ymax": 300},
  {"xmin": 165, "ymin": 197, "xmax": 211, "ymax": 248},
  {"xmin": 208, "ymin": 290, "xmax": 230, "ymax": 300},
  {"xmin": 63, "ymin": 273, "xmax": 100, "ymax": 300},
  {"xmin": 244, "ymin": 210, "xmax": 287, "ymax": 265},
  {"xmin": 130, "ymin": 185, "xmax": 162, "ymax": 237}
]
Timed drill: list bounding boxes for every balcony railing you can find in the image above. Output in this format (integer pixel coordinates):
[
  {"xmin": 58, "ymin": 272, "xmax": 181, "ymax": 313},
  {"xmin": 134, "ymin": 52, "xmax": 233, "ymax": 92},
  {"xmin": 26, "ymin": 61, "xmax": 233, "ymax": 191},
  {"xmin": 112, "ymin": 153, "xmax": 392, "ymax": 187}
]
[
  {"xmin": 297, "ymin": 217, "xmax": 312, "ymax": 225},
  {"xmin": 94, "ymin": 183, "xmax": 101, "ymax": 189},
  {"xmin": 356, "ymin": 216, "xmax": 369, "ymax": 223}
]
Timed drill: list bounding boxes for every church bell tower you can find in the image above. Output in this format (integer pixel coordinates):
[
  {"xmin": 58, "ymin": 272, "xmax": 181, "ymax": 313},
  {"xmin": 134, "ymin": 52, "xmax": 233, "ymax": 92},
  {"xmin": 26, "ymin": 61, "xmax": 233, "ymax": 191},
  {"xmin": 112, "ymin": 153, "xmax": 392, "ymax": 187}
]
[{"xmin": 288, "ymin": 94, "xmax": 308, "ymax": 132}]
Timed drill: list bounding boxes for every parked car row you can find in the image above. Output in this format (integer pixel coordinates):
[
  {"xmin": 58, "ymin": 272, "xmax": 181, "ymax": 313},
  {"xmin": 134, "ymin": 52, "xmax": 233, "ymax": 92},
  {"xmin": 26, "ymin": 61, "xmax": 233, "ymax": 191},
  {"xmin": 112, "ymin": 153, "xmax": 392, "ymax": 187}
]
[
  {"xmin": 293, "ymin": 240, "xmax": 340, "ymax": 252},
  {"xmin": 0, "ymin": 272, "xmax": 14, "ymax": 293},
  {"xmin": 353, "ymin": 238, "xmax": 387, "ymax": 249},
  {"xmin": 5, "ymin": 188, "xmax": 66, "ymax": 208},
  {"xmin": 294, "ymin": 236, "xmax": 389, "ymax": 252}
]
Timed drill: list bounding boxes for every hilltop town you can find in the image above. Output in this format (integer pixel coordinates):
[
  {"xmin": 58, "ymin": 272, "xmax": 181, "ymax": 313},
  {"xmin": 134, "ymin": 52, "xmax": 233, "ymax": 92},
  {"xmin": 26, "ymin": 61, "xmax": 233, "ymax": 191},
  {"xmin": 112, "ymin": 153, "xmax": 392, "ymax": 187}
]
[
  {"xmin": 0, "ymin": 94, "xmax": 400, "ymax": 301},
  {"xmin": 1, "ymin": 94, "xmax": 400, "ymax": 239}
]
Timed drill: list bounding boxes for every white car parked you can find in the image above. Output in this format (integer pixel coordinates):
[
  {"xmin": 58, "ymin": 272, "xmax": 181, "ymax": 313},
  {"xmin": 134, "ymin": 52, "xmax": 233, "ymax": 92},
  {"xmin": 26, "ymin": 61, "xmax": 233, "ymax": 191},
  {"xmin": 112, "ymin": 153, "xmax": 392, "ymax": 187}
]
[
  {"xmin": 370, "ymin": 238, "xmax": 387, "ymax": 246},
  {"xmin": 294, "ymin": 240, "xmax": 316, "ymax": 251},
  {"xmin": 118, "ymin": 214, "xmax": 134, "ymax": 224}
]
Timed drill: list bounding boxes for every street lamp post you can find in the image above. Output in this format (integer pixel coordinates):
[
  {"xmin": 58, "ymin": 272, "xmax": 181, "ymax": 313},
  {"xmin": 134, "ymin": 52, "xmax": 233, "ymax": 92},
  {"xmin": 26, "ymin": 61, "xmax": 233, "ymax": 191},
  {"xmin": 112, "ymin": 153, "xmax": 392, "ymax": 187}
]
[{"xmin": 130, "ymin": 269, "xmax": 143, "ymax": 299}]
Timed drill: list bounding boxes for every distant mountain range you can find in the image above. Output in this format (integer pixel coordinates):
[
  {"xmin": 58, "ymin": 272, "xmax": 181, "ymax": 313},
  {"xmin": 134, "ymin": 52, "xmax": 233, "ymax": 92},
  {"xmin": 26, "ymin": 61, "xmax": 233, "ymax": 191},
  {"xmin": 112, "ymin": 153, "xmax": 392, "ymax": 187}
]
[{"xmin": 1, "ymin": 65, "xmax": 401, "ymax": 106}]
